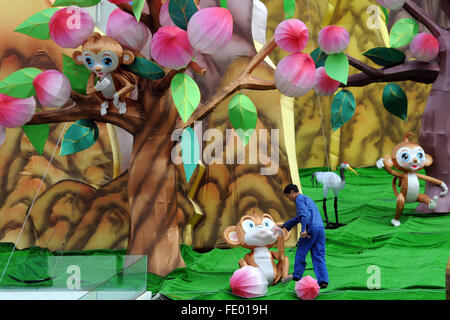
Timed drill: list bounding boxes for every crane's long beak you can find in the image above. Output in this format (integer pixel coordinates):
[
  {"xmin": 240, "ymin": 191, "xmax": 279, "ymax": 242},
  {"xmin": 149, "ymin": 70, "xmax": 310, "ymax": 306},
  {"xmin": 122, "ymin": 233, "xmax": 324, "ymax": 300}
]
[{"xmin": 347, "ymin": 166, "xmax": 358, "ymax": 175}]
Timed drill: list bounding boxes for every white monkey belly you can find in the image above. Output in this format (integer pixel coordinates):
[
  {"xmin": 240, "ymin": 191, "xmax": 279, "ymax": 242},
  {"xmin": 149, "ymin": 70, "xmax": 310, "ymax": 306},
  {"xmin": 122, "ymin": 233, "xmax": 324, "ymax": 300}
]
[
  {"xmin": 406, "ymin": 173, "xmax": 420, "ymax": 202},
  {"xmin": 253, "ymin": 247, "xmax": 274, "ymax": 285},
  {"xmin": 100, "ymin": 74, "xmax": 117, "ymax": 99}
]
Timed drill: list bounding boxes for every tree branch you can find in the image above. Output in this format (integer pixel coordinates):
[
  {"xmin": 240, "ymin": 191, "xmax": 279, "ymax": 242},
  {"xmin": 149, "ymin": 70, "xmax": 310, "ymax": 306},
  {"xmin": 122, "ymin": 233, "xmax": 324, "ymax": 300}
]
[
  {"xmin": 28, "ymin": 93, "xmax": 146, "ymax": 135},
  {"xmin": 343, "ymin": 60, "xmax": 440, "ymax": 87},
  {"xmin": 174, "ymin": 37, "xmax": 278, "ymax": 129},
  {"xmin": 403, "ymin": 0, "xmax": 445, "ymax": 37},
  {"xmin": 117, "ymin": 3, "xmax": 157, "ymax": 34},
  {"xmin": 347, "ymin": 54, "xmax": 383, "ymax": 79},
  {"xmin": 441, "ymin": 0, "xmax": 450, "ymax": 19}
]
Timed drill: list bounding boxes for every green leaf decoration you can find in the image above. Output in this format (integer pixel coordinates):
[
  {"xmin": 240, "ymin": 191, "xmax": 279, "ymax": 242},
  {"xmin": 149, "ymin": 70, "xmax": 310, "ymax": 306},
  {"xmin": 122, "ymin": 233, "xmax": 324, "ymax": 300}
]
[
  {"xmin": 53, "ymin": 0, "xmax": 101, "ymax": 7},
  {"xmin": 310, "ymin": 48, "xmax": 328, "ymax": 68},
  {"xmin": 169, "ymin": 0, "xmax": 199, "ymax": 31},
  {"xmin": 390, "ymin": 18, "xmax": 419, "ymax": 48},
  {"xmin": 331, "ymin": 90, "xmax": 356, "ymax": 131},
  {"xmin": 382, "ymin": 83, "xmax": 407, "ymax": 121},
  {"xmin": 325, "ymin": 53, "xmax": 349, "ymax": 85},
  {"xmin": 132, "ymin": 0, "xmax": 146, "ymax": 22},
  {"xmin": 14, "ymin": 8, "xmax": 59, "ymax": 40},
  {"xmin": 62, "ymin": 54, "xmax": 90, "ymax": 94},
  {"xmin": 60, "ymin": 119, "xmax": 99, "ymax": 156},
  {"xmin": 381, "ymin": 6, "xmax": 389, "ymax": 25},
  {"xmin": 284, "ymin": 0, "xmax": 296, "ymax": 19},
  {"xmin": 171, "ymin": 73, "xmax": 201, "ymax": 123},
  {"xmin": 228, "ymin": 93, "xmax": 258, "ymax": 146},
  {"xmin": 0, "ymin": 68, "xmax": 42, "ymax": 98},
  {"xmin": 123, "ymin": 57, "xmax": 165, "ymax": 80},
  {"xmin": 181, "ymin": 127, "xmax": 200, "ymax": 183},
  {"xmin": 362, "ymin": 47, "xmax": 405, "ymax": 67},
  {"xmin": 220, "ymin": 0, "xmax": 228, "ymax": 9},
  {"xmin": 22, "ymin": 124, "xmax": 50, "ymax": 155}
]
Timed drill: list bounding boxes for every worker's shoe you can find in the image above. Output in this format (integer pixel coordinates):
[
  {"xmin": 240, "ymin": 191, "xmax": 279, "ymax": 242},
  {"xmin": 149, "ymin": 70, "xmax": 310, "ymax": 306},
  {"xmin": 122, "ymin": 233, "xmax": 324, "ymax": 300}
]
[
  {"xmin": 319, "ymin": 282, "xmax": 328, "ymax": 289},
  {"xmin": 281, "ymin": 274, "xmax": 300, "ymax": 283}
]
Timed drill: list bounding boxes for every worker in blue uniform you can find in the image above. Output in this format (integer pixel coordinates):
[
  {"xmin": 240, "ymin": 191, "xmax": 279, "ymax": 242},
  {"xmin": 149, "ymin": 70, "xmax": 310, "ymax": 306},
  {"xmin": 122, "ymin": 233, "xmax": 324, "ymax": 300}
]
[{"xmin": 280, "ymin": 184, "xmax": 329, "ymax": 288}]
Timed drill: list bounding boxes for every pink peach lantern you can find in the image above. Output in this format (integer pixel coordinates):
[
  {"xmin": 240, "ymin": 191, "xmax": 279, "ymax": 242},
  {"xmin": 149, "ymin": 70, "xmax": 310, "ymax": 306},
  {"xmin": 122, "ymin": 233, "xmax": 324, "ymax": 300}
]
[
  {"xmin": 274, "ymin": 53, "xmax": 316, "ymax": 97},
  {"xmin": 107, "ymin": 0, "xmax": 131, "ymax": 4},
  {"xmin": 410, "ymin": 32, "xmax": 440, "ymax": 62},
  {"xmin": 314, "ymin": 67, "xmax": 341, "ymax": 96},
  {"xmin": 159, "ymin": 1, "xmax": 176, "ymax": 27},
  {"xmin": 295, "ymin": 276, "xmax": 320, "ymax": 300},
  {"xmin": 230, "ymin": 266, "xmax": 268, "ymax": 298},
  {"xmin": 106, "ymin": 9, "xmax": 151, "ymax": 52},
  {"xmin": 318, "ymin": 25, "xmax": 350, "ymax": 55},
  {"xmin": 0, "ymin": 93, "xmax": 36, "ymax": 128},
  {"xmin": 274, "ymin": 19, "xmax": 309, "ymax": 53},
  {"xmin": 33, "ymin": 70, "xmax": 71, "ymax": 109},
  {"xmin": 49, "ymin": 7, "xmax": 95, "ymax": 48},
  {"xmin": 376, "ymin": 0, "xmax": 406, "ymax": 10},
  {"xmin": 187, "ymin": 7, "xmax": 233, "ymax": 55},
  {"xmin": 151, "ymin": 25, "xmax": 194, "ymax": 69}
]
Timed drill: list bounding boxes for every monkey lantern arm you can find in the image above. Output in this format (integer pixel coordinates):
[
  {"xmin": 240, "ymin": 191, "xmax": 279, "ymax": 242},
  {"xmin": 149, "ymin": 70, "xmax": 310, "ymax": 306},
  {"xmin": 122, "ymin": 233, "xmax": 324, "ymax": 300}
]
[{"xmin": 382, "ymin": 156, "xmax": 405, "ymax": 178}]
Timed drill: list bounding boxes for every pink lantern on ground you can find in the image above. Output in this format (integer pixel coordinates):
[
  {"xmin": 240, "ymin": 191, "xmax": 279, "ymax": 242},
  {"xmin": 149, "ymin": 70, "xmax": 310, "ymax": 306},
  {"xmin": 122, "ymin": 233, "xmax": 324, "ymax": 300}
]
[
  {"xmin": 376, "ymin": 0, "xmax": 406, "ymax": 10},
  {"xmin": 106, "ymin": 9, "xmax": 151, "ymax": 52},
  {"xmin": 33, "ymin": 70, "xmax": 71, "ymax": 109},
  {"xmin": 314, "ymin": 67, "xmax": 341, "ymax": 96},
  {"xmin": 230, "ymin": 266, "xmax": 268, "ymax": 298},
  {"xmin": 187, "ymin": 7, "xmax": 233, "ymax": 55},
  {"xmin": 274, "ymin": 19, "xmax": 309, "ymax": 53},
  {"xmin": 295, "ymin": 276, "xmax": 320, "ymax": 300},
  {"xmin": 0, "ymin": 93, "xmax": 36, "ymax": 128},
  {"xmin": 410, "ymin": 33, "xmax": 439, "ymax": 62},
  {"xmin": 0, "ymin": 125, "xmax": 5, "ymax": 147},
  {"xmin": 318, "ymin": 25, "xmax": 350, "ymax": 55},
  {"xmin": 49, "ymin": 7, "xmax": 95, "ymax": 48},
  {"xmin": 159, "ymin": 1, "xmax": 176, "ymax": 27},
  {"xmin": 274, "ymin": 53, "xmax": 316, "ymax": 97},
  {"xmin": 151, "ymin": 26, "xmax": 194, "ymax": 69}
]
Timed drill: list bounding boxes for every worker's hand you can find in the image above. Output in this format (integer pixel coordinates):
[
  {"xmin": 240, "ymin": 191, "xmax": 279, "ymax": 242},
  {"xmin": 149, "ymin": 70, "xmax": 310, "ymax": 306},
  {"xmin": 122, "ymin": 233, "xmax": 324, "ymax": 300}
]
[
  {"xmin": 376, "ymin": 158, "xmax": 385, "ymax": 169},
  {"xmin": 271, "ymin": 226, "xmax": 284, "ymax": 238},
  {"xmin": 440, "ymin": 182, "xmax": 448, "ymax": 196},
  {"xmin": 300, "ymin": 231, "xmax": 310, "ymax": 239}
]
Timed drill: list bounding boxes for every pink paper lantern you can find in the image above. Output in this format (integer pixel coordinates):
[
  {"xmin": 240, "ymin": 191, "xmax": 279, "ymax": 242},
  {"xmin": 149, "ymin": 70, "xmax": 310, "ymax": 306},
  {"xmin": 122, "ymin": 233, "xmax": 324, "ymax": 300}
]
[
  {"xmin": 49, "ymin": 7, "xmax": 95, "ymax": 48},
  {"xmin": 107, "ymin": 0, "xmax": 130, "ymax": 4},
  {"xmin": 318, "ymin": 25, "xmax": 350, "ymax": 55},
  {"xmin": 230, "ymin": 266, "xmax": 268, "ymax": 298},
  {"xmin": 187, "ymin": 7, "xmax": 233, "ymax": 55},
  {"xmin": 33, "ymin": 70, "xmax": 71, "ymax": 109},
  {"xmin": 295, "ymin": 275, "xmax": 320, "ymax": 300},
  {"xmin": 275, "ymin": 19, "xmax": 309, "ymax": 53},
  {"xmin": 274, "ymin": 53, "xmax": 316, "ymax": 97},
  {"xmin": 410, "ymin": 32, "xmax": 440, "ymax": 62},
  {"xmin": 151, "ymin": 25, "xmax": 194, "ymax": 69},
  {"xmin": 0, "ymin": 93, "xmax": 36, "ymax": 128},
  {"xmin": 314, "ymin": 66, "xmax": 341, "ymax": 96},
  {"xmin": 106, "ymin": 9, "xmax": 151, "ymax": 52},
  {"xmin": 376, "ymin": 0, "xmax": 406, "ymax": 10},
  {"xmin": 159, "ymin": 1, "xmax": 176, "ymax": 27},
  {"xmin": 0, "ymin": 125, "xmax": 5, "ymax": 147}
]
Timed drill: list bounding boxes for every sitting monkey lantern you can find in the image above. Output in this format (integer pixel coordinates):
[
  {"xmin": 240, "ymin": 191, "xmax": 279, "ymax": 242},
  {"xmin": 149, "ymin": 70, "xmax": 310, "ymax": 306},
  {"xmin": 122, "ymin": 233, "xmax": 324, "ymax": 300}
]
[
  {"xmin": 72, "ymin": 33, "xmax": 137, "ymax": 116},
  {"xmin": 376, "ymin": 133, "xmax": 448, "ymax": 226},
  {"xmin": 223, "ymin": 210, "xmax": 291, "ymax": 285}
]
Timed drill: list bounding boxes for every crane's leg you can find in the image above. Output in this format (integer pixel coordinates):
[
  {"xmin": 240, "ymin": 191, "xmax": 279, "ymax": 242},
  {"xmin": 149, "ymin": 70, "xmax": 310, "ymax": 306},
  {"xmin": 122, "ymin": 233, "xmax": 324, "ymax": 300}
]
[
  {"xmin": 322, "ymin": 187, "xmax": 332, "ymax": 229},
  {"xmin": 332, "ymin": 196, "xmax": 345, "ymax": 228}
]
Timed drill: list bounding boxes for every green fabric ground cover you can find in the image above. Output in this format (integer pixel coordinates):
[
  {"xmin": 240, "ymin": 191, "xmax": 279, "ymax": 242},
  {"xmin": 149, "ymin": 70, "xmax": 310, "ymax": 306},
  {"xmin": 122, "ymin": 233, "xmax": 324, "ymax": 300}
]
[{"xmin": 0, "ymin": 167, "xmax": 449, "ymax": 299}]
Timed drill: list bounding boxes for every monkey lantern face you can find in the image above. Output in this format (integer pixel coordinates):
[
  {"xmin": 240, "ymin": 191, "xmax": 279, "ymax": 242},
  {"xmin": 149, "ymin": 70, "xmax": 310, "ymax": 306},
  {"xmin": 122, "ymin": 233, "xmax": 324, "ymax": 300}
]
[
  {"xmin": 242, "ymin": 217, "xmax": 277, "ymax": 246},
  {"xmin": 82, "ymin": 50, "xmax": 120, "ymax": 78},
  {"xmin": 395, "ymin": 146, "xmax": 426, "ymax": 172}
]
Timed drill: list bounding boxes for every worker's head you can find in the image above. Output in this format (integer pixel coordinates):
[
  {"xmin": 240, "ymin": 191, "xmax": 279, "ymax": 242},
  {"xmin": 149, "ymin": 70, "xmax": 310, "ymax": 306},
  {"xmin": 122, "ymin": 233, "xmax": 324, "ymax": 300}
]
[{"xmin": 283, "ymin": 184, "xmax": 299, "ymax": 202}]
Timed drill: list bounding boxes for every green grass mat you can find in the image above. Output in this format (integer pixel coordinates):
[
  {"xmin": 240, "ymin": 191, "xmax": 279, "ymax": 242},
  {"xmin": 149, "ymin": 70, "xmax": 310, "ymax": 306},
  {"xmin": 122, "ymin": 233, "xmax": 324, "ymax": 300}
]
[{"xmin": 1, "ymin": 167, "xmax": 449, "ymax": 300}]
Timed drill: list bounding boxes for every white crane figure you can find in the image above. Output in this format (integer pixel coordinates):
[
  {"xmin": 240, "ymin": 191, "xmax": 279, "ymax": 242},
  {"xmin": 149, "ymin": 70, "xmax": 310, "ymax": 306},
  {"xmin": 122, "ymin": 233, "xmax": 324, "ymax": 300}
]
[{"xmin": 311, "ymin": 162, "xmax": 358, "ymax": 229}]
